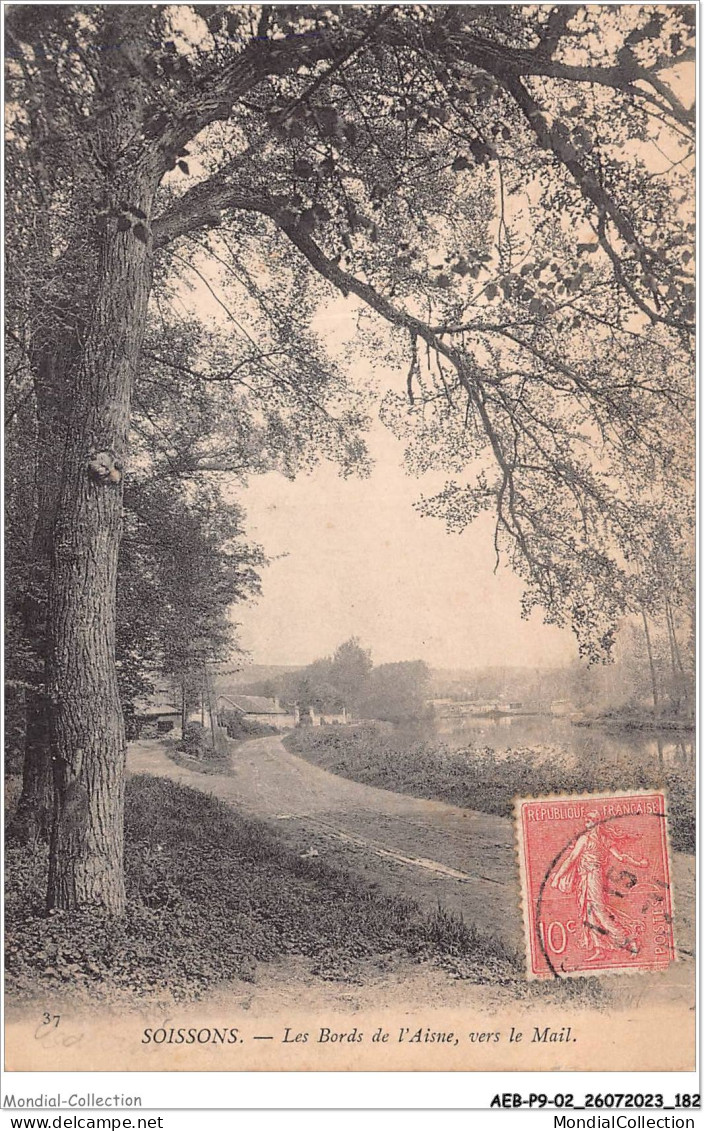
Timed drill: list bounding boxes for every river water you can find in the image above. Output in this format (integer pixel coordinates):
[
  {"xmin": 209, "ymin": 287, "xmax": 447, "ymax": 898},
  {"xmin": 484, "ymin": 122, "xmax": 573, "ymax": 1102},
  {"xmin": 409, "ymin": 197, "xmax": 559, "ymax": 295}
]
[{"xmin": 392, "ymin": 713, "xmax": 694, "ymax": 773}]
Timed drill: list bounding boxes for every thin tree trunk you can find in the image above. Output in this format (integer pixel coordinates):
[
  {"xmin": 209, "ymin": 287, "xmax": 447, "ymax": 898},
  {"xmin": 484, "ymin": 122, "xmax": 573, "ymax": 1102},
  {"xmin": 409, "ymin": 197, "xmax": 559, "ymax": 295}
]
[
  {"xmin": 46, "ymin": 182, "xmax": 155, "ymax": 913},
  {"xmin": 663, "ymin": 602, "xmax": 681, "ymax": 709},
  {"xmin": 12, "ymin": 338, "xmax": 78, "ymax": 843},
  {"xmin": 641, "ymin": 610, "xmax": 659, "ymax": 713},
  {"xmin": 205, "ymin": 662, "xmax": 217, "ymax": 752},
  {"xmin": 665, "ymin": 597, "xmax": 689, "ymax": 701},
  {"xmin": 665, "ymin": 601, "xmax": 688, "ymax": 678},
  {"xmin": 12, "ymin": 697, "xmax": 53, "ymax": 843},
  {"xmin": 665, "ymin": 601, "xmax": 683, "ymax": 696},
  {"xmin": 181, "ymin": 677, "xmax": 188, "ymax": 739}
]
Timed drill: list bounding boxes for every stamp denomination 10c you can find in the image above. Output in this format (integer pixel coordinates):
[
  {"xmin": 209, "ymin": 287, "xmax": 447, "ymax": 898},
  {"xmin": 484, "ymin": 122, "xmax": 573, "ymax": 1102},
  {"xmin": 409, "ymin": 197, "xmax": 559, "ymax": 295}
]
[{"xmin": 515, "ymin": 791, "xmax": 675, "ymax": 979}]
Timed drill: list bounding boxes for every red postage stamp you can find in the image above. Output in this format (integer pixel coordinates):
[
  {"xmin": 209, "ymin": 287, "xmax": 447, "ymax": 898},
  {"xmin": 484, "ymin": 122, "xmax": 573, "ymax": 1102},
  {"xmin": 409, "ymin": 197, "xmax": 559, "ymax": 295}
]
[{"xmin": 515, "ymin": 791, "xmax": 675, "ymax": 979}]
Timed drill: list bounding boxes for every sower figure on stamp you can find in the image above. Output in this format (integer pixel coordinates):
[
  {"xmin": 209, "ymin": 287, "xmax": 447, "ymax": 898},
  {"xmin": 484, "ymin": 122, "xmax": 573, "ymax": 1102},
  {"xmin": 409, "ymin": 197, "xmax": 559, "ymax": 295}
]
[{"xmin": 551, "ymin": 810, "xmax": 649, "ymax": 961}]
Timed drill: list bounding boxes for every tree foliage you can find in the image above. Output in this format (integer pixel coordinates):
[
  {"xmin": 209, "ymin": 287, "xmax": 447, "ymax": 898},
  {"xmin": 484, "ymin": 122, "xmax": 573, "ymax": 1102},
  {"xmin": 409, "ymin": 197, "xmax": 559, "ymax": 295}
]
[
  {"xmin": 117, "ymin": 476, "xmax": 264, "ymax": 719},
  {"xmin": 6, "ymin": 4, "xmax": 694, "ymax": 661},
  {"xmin": 279, "ymin": 637, "xmax": 373, "ymax": 711},
  {"xmin": 359, "ymin": 660, "xmax": 431, "ymax": 723},
  {"xmin": 4, "ymin": 4, "xmax": 695, "ymax": 910}
]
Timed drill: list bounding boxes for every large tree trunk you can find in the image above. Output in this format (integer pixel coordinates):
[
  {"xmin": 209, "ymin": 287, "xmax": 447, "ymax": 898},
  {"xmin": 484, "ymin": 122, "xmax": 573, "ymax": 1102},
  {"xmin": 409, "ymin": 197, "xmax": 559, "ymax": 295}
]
[{"xmin": 46, "ymin": 188, "xmax": 154, "ymax": 913}]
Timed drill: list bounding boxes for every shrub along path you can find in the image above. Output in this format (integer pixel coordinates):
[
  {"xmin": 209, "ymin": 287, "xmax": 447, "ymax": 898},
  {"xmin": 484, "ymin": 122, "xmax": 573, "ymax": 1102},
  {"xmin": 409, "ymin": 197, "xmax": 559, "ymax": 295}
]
[{"xmin": 128, "ymin": 736, "xmax": 694, "ymax": 990}]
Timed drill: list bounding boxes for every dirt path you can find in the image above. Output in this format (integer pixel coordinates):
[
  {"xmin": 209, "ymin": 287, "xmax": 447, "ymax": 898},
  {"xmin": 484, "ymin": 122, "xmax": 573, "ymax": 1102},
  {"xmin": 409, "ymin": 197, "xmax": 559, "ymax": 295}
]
[
  {"xmin": 128, "ymin": 735, "xmax": 695, "ymax": 973},
  {"xmin": 129, "ymin": 735, "xmax": 523, "ymax": 949}
]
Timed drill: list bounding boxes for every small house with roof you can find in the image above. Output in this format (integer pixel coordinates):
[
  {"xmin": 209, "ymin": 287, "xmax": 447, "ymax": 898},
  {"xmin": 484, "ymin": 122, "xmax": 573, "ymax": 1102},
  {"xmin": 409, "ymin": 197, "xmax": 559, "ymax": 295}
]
[
  {"xmin": 132, "ymin": 688, "xmax": 181, "ymax": 736},
  {"xmin": 217, "ymin": 694, "xmax": 299, "ymax": 730}
]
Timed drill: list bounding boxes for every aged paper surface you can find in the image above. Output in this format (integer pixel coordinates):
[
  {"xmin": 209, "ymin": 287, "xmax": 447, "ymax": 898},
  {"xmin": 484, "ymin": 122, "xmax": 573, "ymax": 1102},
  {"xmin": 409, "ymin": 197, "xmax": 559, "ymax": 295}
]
[{"xmin": 4, "ymin": 3, "xmax": 695, "ymax": 1075}]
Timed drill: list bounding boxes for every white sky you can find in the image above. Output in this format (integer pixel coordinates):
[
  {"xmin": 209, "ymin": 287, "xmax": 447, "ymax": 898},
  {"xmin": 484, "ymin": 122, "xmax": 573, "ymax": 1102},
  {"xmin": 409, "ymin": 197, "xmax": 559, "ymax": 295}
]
[
  {"xmin": 230, "ymin": 415, "xmax": 579, "ymax": 670},
  {"xmin": 218, "ymin": 295, "xmax": 578, "ymax": 672}
]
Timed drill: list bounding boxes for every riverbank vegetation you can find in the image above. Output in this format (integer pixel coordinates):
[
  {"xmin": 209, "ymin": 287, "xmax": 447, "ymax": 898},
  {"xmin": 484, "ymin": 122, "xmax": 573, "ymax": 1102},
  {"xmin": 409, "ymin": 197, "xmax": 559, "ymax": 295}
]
[
  {"xmin": 576, "ymin": 708, "xmax": 695, "ymax": 733},
  {"xmin": 285, "ymin": 725, "xmax": 695, "ymax": 854}
]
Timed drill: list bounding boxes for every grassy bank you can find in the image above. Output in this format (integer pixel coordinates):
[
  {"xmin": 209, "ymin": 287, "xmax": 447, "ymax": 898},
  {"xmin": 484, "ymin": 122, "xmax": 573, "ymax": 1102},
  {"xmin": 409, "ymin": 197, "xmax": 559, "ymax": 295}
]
[
  {"xmin": 7, "ymin": 775, "xmax": 528, "ymax": 1009},
  {"xmin": 576, "ymin": 709, "xmax": 695, "ymax": 733},
  {"xmin": 285, "ymin": 725, "xmax": 695, "ymax": 854}
]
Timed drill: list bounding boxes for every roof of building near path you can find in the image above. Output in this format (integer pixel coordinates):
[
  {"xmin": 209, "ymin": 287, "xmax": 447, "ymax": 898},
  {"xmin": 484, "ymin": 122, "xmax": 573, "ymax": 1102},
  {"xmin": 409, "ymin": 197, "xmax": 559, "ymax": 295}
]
[
  {"xmin": 134, "ymin": 689, "xmax": 180, "ymax": 718},
  {"xmin": 228, "ymin": 695, "xmax": 289, "ymax": 715}
]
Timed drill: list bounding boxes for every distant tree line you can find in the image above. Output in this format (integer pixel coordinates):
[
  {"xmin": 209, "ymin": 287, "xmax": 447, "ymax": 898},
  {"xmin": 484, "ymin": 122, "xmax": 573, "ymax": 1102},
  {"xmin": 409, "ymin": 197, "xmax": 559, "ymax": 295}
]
[
  {"xmin": 240, "ymin": 638, "xmax": 431, "ymax": 724},
  {"xmin": 431, "ymin": 612, "xmax": 694, "ymax": 722}
]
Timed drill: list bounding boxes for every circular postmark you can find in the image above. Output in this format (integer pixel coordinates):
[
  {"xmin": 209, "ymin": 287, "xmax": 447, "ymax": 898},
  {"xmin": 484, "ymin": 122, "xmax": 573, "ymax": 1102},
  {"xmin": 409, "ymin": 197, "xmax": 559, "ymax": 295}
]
[{"xmin": 532, "ymin": 804, "xmax": 670, "ymax": 979}]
